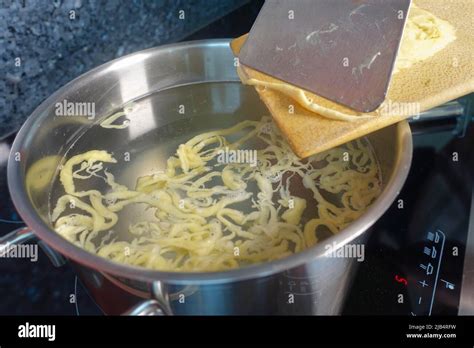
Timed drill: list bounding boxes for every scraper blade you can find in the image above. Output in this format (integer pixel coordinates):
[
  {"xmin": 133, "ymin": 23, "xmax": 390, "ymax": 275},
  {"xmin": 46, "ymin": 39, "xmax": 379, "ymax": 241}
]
[{"xmin": 238, "ymin": 0, "xmax": 411, "ymax": 112}]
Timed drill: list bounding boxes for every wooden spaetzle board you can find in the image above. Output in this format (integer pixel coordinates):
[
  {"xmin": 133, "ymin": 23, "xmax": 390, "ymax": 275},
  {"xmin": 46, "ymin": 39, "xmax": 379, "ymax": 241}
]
[{"xmin": 231, "ymin": 0, "xmax": 474, "ymax": 158}]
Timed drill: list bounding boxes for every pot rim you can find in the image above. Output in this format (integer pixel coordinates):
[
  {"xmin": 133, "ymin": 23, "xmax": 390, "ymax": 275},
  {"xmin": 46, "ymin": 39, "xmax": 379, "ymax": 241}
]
[{"xmin": 7, "ymin": 39, "xmax": 413, "ymax": 284}]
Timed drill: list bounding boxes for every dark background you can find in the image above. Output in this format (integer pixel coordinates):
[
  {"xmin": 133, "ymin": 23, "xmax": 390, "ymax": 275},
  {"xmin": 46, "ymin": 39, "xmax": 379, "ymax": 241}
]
[{"xmin": 0, "ymin": 0, "xmax": 264, "ymax": 136}]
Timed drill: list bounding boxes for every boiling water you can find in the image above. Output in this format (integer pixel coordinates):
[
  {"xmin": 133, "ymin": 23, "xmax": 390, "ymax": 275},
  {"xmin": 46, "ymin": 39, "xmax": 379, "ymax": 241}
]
[{"xmin": 49, "ymin": 82, "xmax": 381, "ymax": 249}]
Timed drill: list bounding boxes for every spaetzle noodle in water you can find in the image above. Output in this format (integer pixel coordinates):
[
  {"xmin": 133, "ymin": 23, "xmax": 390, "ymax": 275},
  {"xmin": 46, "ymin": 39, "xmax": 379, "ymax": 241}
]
[{"xmin": 51, "ymin": 116, "xmax": 381, "ymax": 272}]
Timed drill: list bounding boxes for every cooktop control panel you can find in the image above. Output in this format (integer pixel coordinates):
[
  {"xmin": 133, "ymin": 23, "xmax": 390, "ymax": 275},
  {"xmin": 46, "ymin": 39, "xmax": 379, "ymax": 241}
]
[{"xmin": 344, "ymin": 115, "xmax": 473, "ymax": 315}]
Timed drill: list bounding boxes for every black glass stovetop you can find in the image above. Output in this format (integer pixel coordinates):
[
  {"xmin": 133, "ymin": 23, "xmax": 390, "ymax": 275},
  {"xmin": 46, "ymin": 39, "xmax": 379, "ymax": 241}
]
[
  {"xmin": 0, "ymin": 1, "xmax": 473, "ymax": 316},
  {"xmin": 343, "ymin": 118, "xmax": 474, "ymax": 315}
]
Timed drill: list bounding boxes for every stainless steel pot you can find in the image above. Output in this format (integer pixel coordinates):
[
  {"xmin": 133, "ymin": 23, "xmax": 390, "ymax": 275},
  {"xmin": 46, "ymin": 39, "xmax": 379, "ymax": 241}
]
[{"xmin": 3, "ymin": 39, "xmax": 412, "ymax": 315}]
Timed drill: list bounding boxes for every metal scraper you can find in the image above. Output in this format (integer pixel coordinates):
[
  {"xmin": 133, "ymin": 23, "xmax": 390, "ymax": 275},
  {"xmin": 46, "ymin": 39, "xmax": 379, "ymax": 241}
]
[{"xmin": 238, "ymin": 0, "xmax": 411, "ymax": 113}]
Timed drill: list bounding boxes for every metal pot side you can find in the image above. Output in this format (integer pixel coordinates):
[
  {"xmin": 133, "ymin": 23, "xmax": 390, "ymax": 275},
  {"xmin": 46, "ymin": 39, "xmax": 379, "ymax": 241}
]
[{"xmin": 7, "ymin": 40, "xmax": 412, "ymax": 315}]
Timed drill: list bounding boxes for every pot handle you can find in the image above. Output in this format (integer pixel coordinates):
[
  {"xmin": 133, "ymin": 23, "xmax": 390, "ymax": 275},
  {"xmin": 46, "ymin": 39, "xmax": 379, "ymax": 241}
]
[
  {"xmin": 122, "ymin": 299, "xmax": 168, "ymax": 316},
  {"xmin": 123, "ymin": 281, "xmax": 174, "ymax": 316},
  {"xmin": 0, "ymin": 226, "xmax": 66, "ymax": 267}
]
